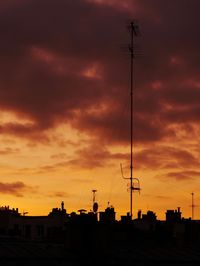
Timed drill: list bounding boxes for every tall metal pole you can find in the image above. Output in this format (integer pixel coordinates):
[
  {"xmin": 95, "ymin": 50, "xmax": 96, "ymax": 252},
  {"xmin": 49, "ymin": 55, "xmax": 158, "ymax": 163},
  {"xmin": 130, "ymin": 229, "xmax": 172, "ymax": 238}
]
[
  {"xmin": 191, "ymin": 192, "xmax": 194, "ymax": 220},
  {"xmin": 129, "ymin": 21, "xmax": 140, "ymax": 219},
  {"xmin": 92, "ymin": 189, "xmax": 97, "ymax": 205},
  {"xmin": 121, "ymin": 21, "xmax": 140, "ymax": 220},
  {"xmin": 130, "ymin": 22, "xmax": 134, "ymax": 220}
]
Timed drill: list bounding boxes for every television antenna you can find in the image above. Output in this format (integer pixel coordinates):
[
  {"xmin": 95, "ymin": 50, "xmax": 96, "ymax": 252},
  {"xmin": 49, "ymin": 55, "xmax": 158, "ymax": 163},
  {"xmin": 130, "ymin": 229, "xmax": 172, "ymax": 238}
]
[
  {"xmin": 121, "ymin": 21, "xmax": 141, "ymax": 220},
  {"xmin": 190, "ymin": 192, "xmax": 196, "ymax": 220},
  {"xmin": 92, "ymin": 189, "xmax": 98, "ymax": 213}
]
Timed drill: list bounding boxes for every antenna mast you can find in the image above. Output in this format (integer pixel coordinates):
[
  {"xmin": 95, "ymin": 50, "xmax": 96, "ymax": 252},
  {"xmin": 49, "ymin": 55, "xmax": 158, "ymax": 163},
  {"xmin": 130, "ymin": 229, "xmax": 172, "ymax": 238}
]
[
  {"xmin": 121, "ymin": 21, "xmax": 141, "ymax": 220},
  {"xmin": 92, "ymin": 189, "xmax": 97, "ymax": 204},
  {"xmin": 191, "ymin": 192, "xmax": 194, "ymax": 220},
  {"xmin": 92, "ymin": 189, "xmax": 98, "ymax": 213},
  {"xmin": 129, "ymin": 21, "xmax": 140, "ymax": 219}
]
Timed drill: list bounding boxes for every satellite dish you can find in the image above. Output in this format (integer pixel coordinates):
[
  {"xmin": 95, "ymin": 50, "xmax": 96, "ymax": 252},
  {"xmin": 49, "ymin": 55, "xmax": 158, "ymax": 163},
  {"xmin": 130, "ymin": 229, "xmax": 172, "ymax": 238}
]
[
  {"xmin": 93, "ymin": 202, "xmax": 98, "ymax": 213},
  {"xmin": 78, "ymin": 209, "xmax": 87, "ymax": 214}
]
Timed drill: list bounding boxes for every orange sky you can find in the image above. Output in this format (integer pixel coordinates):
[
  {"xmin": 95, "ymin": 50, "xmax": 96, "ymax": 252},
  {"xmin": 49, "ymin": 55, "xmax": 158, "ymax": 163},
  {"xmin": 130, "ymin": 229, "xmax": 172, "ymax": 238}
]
[{"xmin": 0, "ymin": 0, "xmax": 200, "ymax": 220}]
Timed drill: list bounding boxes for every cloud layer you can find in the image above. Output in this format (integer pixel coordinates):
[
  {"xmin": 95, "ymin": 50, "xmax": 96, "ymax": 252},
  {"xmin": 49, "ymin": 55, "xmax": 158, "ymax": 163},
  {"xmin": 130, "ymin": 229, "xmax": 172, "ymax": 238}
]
[
  {"xmin": 0, "ymin": 181, "xmax": 34, "ymax": 197},
  {"xmin": 0, "ymin": 0, "xmax": 200, "ymax": 184}
]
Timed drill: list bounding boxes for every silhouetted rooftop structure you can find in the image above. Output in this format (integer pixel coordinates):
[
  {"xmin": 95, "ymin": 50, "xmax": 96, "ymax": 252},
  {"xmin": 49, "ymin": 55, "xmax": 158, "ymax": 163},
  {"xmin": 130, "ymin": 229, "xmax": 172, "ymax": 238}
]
[
  {"xmin": 0, "ymin": 206, "xmax": 20, "ymax": 216},
  {"xmin": 120, "ymin": 212, "xmax": 131, "ymax": 223},
  {"xmin": 99, "ymin": 206, "xmax": 116, "ymax": 222},
  {"xmin": 142, "ymin": 210, "xmax": 157, "ymax": 222},
  {"xmin": 48, "ymin": 201, "xmax": 68, "ymax": 217},
  {"xmin": 166, "ymin": 207, "xmax": 182, "ymax": 223}
]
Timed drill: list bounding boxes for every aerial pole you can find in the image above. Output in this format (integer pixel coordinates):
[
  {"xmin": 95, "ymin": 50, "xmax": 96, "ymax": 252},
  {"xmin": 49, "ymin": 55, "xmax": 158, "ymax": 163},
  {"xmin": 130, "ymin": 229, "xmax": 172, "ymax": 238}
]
[
  {"xmin": 129, "ymin": 21, "xmax": 140, "ymax": 219},
  {"xmin": 130, "ymin": 22, "xmax": 134, "ymax": 220},
  {"xmin": 121, "ymin": 21, "xmax": 140, "ymax": 220},
  {"xmin": 191, "ymin": 192, "xmax": 194, "ymax": 220},
  {"xmin": 92, "ymin": 189, "xmax": 98, "ymax": 213},
  {"xmin": 92, "ymin": 189, "xmax": 97, "ymax": 205}
]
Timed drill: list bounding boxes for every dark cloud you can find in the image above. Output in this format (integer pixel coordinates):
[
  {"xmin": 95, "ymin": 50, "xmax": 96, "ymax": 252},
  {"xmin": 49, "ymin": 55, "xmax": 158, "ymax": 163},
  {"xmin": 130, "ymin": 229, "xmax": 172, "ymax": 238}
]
[
  {"xmin": 0, "ymin": 181, "xmax": 34, "ymax": 197},
  {"xmin": 155, "ymin": 195, "xmax": 171, "ymax": 200},
  {"xmin": 158, "ymin": 170, "xmax": 200, "ymax": 181},
  {"xmin": 0, "ymin": 0, "xmax": 199, "ymax": 149},
  {"xmin": 34, "ymin": 144, "xmax": 129, "ymax": 171},
  {"xmin": 0, "ymin": 122, "xmax": 49, "ymax": 143},
  {"xmin": 68, "ymin": 144, "xmax": 128, "ymax": 169},
  {"xmin": 134, "ymin": 146, "xmax": 199, "ymax": 170},
  {"xmin": 71, "ymin": 105, "xmax": 175, "ymax": 144},
  {"xmin": 48, "ymin": 191, "xmax": 69, "ymax": 198},
  {"xmin": 0, "ymin": 147, "xmax": 20, "ymax": 155}
]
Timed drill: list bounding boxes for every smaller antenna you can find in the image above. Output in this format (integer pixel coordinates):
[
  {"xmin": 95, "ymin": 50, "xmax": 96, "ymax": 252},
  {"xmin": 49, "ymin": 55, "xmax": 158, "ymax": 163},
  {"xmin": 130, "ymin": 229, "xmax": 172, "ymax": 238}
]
[
  {"xmin": 61, "ymin": 201, "xmax": 64, "ymax": 211},
  {"xmin": 190, "ymin": 192, "xmax": 195, "ymax": 220},
  {"xmin": 92, "ymin": 189, "xmax": 98, "ymax": 213},
  {"xmin": 92, "ymin": 189, "xmax": 97, "ymax": 203}
]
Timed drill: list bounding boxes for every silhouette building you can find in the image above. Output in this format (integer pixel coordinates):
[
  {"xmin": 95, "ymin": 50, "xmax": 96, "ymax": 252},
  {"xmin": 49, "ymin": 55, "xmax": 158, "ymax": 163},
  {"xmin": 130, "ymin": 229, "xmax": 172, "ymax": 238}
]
[
  {"xmin": 99, "ymin": 206, "xmax": 116, "ymax": 222},
  {"xmin": 166, "ymin": 207, "xmax": 182, "ymax": 223}
]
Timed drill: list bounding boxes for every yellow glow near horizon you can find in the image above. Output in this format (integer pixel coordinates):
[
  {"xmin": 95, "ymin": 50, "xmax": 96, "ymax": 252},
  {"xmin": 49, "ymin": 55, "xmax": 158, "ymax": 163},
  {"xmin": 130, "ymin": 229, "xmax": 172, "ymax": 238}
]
[{"xmin": 0, "ymin": 117, "xmax": 197, "ymax": 220}]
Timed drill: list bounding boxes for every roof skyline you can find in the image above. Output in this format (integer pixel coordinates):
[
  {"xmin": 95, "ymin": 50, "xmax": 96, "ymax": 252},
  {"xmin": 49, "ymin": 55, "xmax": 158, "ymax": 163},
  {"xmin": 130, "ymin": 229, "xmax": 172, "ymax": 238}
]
[{"xmin": 0, "ymin": 0, "xmax": 199, "ymax": 219}]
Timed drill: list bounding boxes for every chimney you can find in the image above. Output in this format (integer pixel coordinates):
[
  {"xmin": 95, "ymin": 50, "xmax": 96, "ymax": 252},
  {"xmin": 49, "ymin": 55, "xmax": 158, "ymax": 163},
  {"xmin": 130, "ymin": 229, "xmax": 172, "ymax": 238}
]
[
  {"xmin": 137, "ymin": 210, "xmax": 142, "ymax": 220},
  {"xmin": 61, "ymin": 201, "xmax": 64, "ymax": 211}
]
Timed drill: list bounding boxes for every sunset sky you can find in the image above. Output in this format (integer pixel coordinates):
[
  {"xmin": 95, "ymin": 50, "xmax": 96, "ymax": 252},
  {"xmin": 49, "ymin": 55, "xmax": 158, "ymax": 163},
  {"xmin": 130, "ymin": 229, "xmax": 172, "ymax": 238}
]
[{"xmin": 0, "ymin": 0, "xmax": 200, "ymax": 219}]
